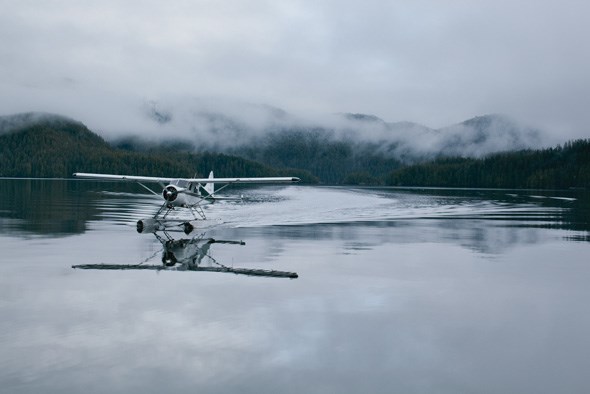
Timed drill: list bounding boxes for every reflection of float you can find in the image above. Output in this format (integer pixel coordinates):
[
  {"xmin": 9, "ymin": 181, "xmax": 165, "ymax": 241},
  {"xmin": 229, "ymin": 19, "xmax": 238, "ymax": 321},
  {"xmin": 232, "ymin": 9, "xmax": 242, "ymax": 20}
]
[
  {"xmin": 136, "ymin": 218, "xmax": 198, "ymax": 235},
  {"xmin": 73, "ymin": 228, "xmax": 298, "ymax": 279}
]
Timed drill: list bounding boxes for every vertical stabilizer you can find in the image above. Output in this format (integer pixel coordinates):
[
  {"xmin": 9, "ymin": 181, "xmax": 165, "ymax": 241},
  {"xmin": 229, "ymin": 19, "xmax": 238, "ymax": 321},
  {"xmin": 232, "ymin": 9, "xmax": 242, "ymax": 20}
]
[{"xmin": 204, "ymin": 171, "xmax": 215, "ymax": 197}]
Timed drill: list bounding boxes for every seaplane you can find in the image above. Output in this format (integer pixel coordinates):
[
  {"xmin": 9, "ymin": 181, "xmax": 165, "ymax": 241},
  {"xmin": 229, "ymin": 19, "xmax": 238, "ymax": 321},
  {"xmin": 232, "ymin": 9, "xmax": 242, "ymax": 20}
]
[{"xmin": 73, "ymin": 171, "xmax": 300, "ymax": 233}]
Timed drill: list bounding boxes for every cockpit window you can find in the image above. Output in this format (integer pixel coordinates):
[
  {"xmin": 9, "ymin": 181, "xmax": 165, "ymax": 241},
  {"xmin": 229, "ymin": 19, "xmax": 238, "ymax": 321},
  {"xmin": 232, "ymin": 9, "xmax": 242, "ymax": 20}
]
[{"xmin": 173, "ymin": 179, "xmax": 190, "ymax": 188}]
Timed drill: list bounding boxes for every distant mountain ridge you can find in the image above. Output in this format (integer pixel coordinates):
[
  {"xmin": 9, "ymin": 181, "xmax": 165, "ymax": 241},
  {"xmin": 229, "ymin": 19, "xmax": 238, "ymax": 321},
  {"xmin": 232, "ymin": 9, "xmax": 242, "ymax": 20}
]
[
  {"xmin": 0, "ymin": 110, "xmax": 549, "ymax": 185},
  {"xmin": 111, "ymin": 109, "xmax": 543, "ymax": 183},
  {"xmin": 137, "ymin": 105, "xmax": 544, "ymax": 158},
  {"xmin": 0, "ymin": 112, "xmax": 314, "ymax": 181}
]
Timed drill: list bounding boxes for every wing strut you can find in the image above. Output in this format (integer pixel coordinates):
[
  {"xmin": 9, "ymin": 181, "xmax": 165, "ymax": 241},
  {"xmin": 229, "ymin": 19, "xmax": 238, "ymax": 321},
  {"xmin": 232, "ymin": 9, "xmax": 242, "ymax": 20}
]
[{"xmin": 137, "ymin": 182, "xmax": 159, "ymax": 196}]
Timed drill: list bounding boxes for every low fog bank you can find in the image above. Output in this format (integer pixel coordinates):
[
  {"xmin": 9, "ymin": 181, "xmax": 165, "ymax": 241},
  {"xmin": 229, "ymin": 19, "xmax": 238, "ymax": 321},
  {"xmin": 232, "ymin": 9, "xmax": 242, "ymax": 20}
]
[
  {"xmin": 104, "ymin": 97, "xmax": 551, "ymax": 161},
  {"xmin": 1, "ymin": 96, "xmax": 557, "ymax": 161}
]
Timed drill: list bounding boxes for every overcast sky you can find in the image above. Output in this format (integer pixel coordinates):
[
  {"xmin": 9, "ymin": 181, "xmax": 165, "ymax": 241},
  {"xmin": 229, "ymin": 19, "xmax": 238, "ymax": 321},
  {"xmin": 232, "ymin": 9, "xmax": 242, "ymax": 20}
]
[{"xmin": 1, "ymin": 0, "xmax": 589, "ymax": 138}]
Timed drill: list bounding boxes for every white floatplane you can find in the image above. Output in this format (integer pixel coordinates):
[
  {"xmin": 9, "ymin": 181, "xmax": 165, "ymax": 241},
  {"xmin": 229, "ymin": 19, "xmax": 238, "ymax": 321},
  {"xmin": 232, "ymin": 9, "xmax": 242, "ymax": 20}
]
[{"xmin": 73, "ymin": 171, "xmax": 299, "ymax": 233}]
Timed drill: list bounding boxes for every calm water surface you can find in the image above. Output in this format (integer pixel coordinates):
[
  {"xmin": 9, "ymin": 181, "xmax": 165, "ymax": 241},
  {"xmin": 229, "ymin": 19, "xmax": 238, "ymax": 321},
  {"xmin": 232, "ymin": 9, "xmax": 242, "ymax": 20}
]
[{"xmin": 1, "ymin": 179, "xmax": 589, "ymax": 394}]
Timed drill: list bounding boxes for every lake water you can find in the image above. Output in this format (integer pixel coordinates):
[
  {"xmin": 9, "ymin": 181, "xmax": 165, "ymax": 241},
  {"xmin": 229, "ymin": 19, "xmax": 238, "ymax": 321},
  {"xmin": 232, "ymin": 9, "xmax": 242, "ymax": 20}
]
[{"xmin": 1, "ymin": 179, "xmax": 590, "ymax": 394}]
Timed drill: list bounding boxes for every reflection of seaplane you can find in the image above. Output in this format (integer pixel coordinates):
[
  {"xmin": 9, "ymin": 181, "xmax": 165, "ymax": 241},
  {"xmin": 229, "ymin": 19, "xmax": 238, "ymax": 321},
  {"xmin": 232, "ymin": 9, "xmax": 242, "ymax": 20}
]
[
  {"xmin": 72, "ymin": 231, "xmax": 298, "ymax": 278},
  {"xmin": 73, "ymin": 171, "xmax": 300, "ymax": 233}
]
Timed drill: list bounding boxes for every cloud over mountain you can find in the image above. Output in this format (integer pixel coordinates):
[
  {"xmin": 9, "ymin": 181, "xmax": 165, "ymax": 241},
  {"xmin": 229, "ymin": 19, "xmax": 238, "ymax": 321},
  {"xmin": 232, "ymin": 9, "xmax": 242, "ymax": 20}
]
[
  {"xmin": 1, "ymin": 1, "xmax": 589, "ymax": 141},
  {"xmin": 111, "ymin": 98, "xmax": 547, "ymax": 160}
]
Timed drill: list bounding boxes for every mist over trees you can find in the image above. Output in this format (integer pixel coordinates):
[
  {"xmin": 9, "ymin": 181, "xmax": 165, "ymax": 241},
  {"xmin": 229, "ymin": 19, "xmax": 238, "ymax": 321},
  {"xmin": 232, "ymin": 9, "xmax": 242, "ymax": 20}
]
[
  {"xmin": 112, "ymin": 107, "xmax": 549, "ymax": 185},
  {"xmin": 385, "ymin": 140, "xmax": 590, "ymax": 189},
  {"xmin": 119, "ymin": 100, "xmax": 548, "ymax": 160},
  {"xmin": 1, "ymin": 112, "xmax": 589, "ymax": 189},
  {"xmin": 0, "ymin": 113, "xmax": 317, "ymax": 182}
]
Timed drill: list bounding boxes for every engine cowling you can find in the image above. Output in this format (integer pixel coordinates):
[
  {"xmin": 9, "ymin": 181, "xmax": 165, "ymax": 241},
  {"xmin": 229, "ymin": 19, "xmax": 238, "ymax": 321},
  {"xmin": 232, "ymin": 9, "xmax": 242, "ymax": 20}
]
[{"xmin": 163, "ymin": 185, "xmax": 179, "ymax": 202}]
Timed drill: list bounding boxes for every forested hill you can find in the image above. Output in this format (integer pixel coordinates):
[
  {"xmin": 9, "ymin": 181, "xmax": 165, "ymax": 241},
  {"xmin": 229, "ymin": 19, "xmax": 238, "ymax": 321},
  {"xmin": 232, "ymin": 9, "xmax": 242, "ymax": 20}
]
[
  {"xmin": 113, "ymin": 129, "xmax": 405, "ymax": 185},
  {"xmin": 385, "ymin": 139, "xmax": 590, "ymax": 189},
  {"xmin": 113, "ymin": 113, "xmax": 542, "ymax": 185},
  {"xmin": 2, "ymin": 112, "xmax": 589, "ymax": 189},
  {"xmin": 0, "ymin": 113, "xmax": 317, "ymax": 182}
]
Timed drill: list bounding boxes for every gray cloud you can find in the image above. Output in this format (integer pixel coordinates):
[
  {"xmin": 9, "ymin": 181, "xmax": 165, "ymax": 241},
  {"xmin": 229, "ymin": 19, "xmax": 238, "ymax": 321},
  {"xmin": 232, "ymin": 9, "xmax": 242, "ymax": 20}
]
[{"xmin": 1, "ymin": 0, "xmax": 589, "ymax": 139}]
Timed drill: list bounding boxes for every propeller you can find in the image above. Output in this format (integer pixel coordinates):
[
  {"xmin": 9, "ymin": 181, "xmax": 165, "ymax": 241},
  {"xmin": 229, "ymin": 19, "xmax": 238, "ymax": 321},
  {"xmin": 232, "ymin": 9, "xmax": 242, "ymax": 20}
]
[{"xmin": 162, "ymin": 185, "xmax": 178, "ymax": 202}]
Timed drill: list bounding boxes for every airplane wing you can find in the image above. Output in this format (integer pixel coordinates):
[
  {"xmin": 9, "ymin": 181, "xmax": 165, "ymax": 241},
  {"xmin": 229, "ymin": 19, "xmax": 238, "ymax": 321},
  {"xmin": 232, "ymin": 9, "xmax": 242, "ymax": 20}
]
[
  {"xmin": 188, "ymin": 176, "xmax": 300, "ymax": 183},
  {"xmin": 73, "ymin": 172, "xmax": 300, "ymax": 184},
  {"xmin": 73, "ymin": 173, "xmax": 177, "ymax": 183}
]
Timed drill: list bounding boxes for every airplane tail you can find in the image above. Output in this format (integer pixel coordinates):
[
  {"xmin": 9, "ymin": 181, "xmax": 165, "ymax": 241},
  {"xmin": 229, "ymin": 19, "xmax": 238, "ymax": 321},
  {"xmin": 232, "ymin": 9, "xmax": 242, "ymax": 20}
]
[{"xmin": 203, "ymin": 171, "xmax": 215, "ymax": 197}]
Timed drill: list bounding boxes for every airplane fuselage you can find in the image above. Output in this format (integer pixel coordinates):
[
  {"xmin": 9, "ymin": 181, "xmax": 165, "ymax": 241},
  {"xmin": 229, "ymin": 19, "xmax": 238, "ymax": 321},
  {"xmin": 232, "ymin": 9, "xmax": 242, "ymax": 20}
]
[{"xmin": 162, "ymin": 180, "xmax": 212, "ymax": 208}]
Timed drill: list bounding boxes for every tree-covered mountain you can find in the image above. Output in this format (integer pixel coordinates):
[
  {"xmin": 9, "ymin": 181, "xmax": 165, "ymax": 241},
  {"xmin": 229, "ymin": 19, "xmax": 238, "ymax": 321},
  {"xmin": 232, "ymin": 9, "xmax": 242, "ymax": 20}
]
[
  {"xmin": 386, "ymin": 139, "xmax": 590, "ymax": 189},
  {"xmin": 0, "ymin": 113, "xmax": 317, "ymax": 182},
  {"xmin": 2, "ymin": 111, "xmax": 587, "ymax": 189},
  {"xmin": 126, "ymin": 99, "xmax": 545, "ymax": 160},
  {"xmin": 114, "ymin": 129, "xmax": 405, "ymax": 185},
  {"xmin": 229, "ymin": 114, "xmax": 542, "ymax": 184},
  {"xmin": 113, "ymin": 108, "xmax": 545, "ymax": 184}
]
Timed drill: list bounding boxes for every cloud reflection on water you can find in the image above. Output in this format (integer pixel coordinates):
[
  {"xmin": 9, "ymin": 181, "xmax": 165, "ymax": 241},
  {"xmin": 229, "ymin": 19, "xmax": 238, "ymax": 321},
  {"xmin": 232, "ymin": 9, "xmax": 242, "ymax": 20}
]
[{"xmin": 1, "ymin": 181, "xmax": 590, "ymax": 393}]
